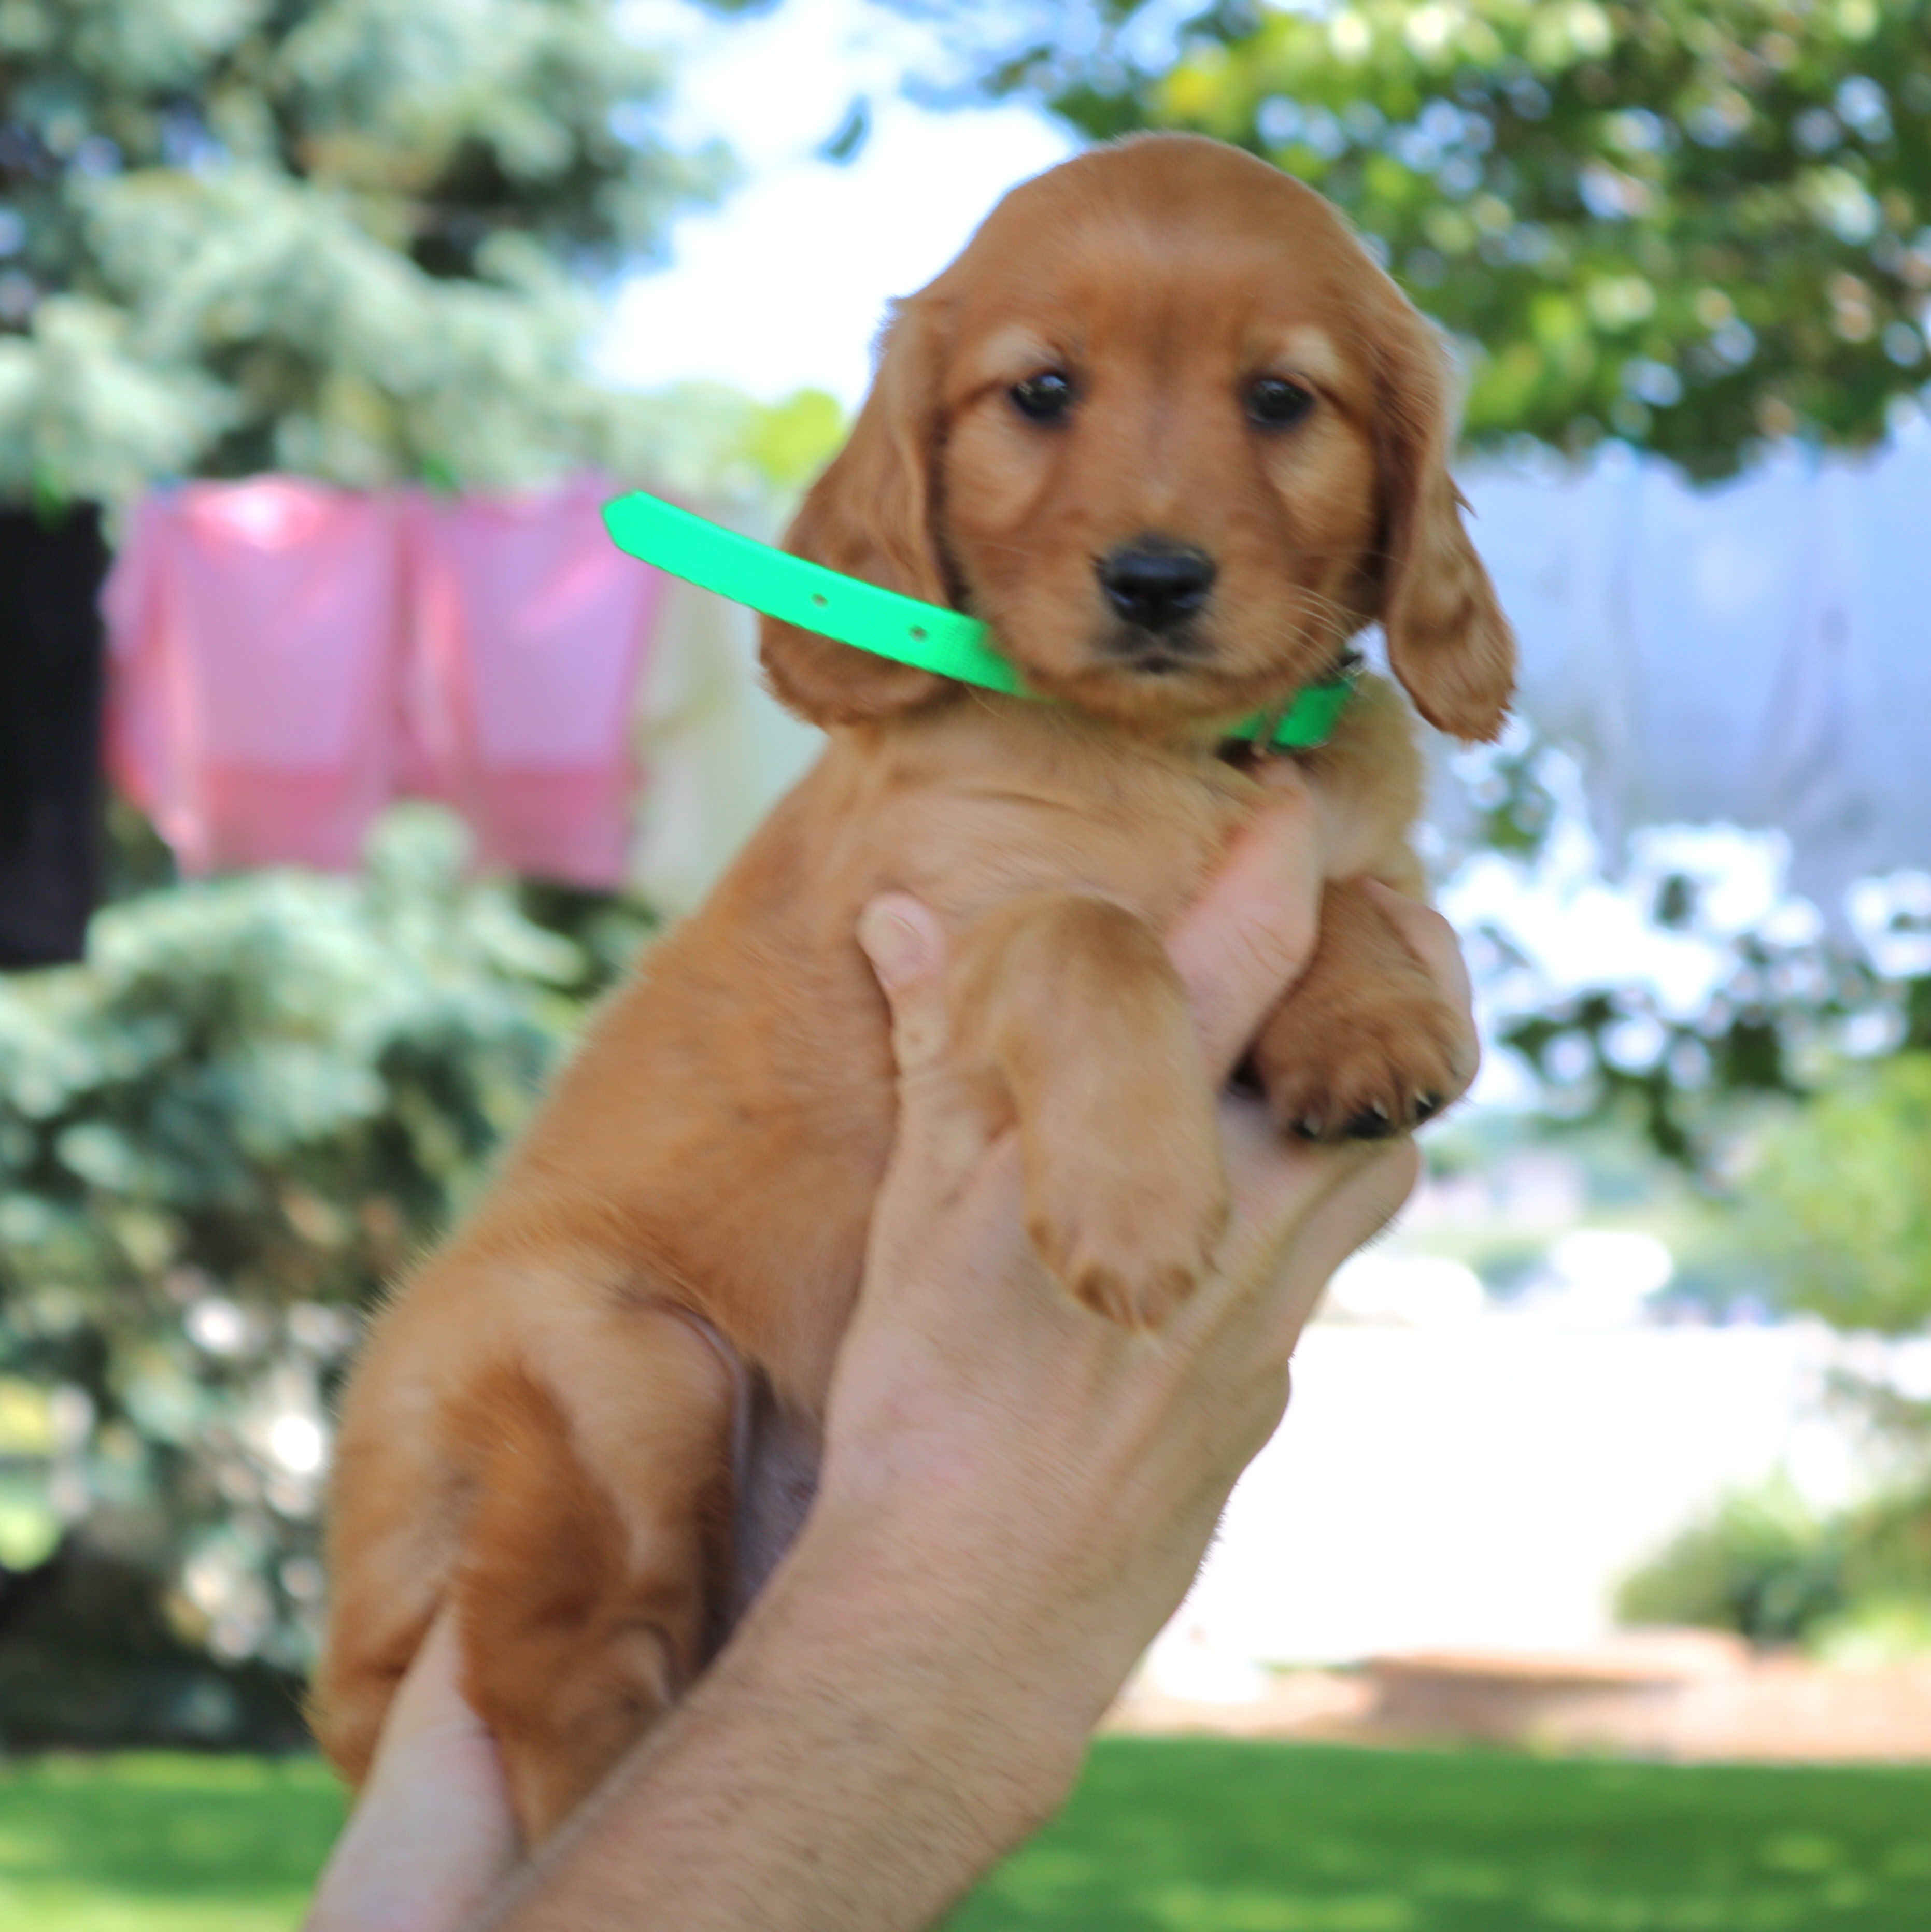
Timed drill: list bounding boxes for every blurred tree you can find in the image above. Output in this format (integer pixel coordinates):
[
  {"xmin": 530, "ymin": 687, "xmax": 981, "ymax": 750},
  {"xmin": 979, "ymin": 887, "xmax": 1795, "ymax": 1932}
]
[
  {"xmin": 1616, "ymin": 1476, "xmax": 1847, "ymax": 1647},
  {"xmin": 1743, "ymin": 1052, "xmax": 1931, "ymax": 1339},
  {"xmin": 1483, "ymin": 831, "xmax": 1930, "ymax": 1172},
  {"xmin": 929, "ymin": 0, "xmax": 1931, "ymax": 479},
  {"xmin": 625, "ymin": 379, "xmax": 850, "ymax": 503},
  {"xmin": 1726, "ymin": 1053, "xmax": 1931, "ymax": 1566},
  {"xmin": 0, "ymin": 809, "xmax": 607, "ymax": 1739},
  {"xmin": 0, "ymin": 5, "xmax": 846, "ymax": 1735},
  {"xmin": 1617, "ymin": 1469, "xmax": 1931, "ymax": 1658},
  {"xmin": 0, "ymin": 0, "xmax": 730, "ymax": 500}
]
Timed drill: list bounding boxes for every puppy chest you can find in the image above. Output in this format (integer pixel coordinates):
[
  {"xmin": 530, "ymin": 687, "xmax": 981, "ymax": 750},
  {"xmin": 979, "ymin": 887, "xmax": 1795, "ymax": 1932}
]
[{"xmin": 886, "ymin": 768, "xmax": 1251, "ymax": 932}]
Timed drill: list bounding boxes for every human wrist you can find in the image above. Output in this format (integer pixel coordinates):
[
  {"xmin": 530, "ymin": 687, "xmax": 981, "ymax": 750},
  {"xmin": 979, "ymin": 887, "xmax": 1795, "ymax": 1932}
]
[
  {"xmin": 749, "ymin": 1494, "xmax": 1099, "ymax": 1811},
  {"xmin": 493, "ymin": 1514, "xmax": 1094, "ymax": 1932}
]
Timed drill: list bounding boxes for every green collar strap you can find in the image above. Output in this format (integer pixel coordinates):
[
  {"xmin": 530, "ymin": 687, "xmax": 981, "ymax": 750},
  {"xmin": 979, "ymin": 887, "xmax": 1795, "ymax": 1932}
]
[{"xmin": 602, "ymin": 491, "xmax": 1354, "ymax": 751}]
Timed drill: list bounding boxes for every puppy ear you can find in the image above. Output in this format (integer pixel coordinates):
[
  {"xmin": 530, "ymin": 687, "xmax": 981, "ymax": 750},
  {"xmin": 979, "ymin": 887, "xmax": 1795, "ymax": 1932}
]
[
  {"xmin": 760, "ymin": 297, "xmax": 954, "ymax": 726},
  {"xmin": 1370, "ymin": 311, "xmax": 1515, "ymax": 743}
]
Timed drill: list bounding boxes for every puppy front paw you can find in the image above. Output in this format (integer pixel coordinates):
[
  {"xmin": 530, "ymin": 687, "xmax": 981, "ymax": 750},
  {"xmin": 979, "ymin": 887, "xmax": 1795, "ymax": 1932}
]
[
  {"xmin": 1026, "ymin": 1149, "xmax": 1229, "ymax": 1330},
  {"xmin": 1244, "ymin": 878, "xmax": 1471, "ymax": 1144},
  {"xmin": 1252, "ymin": 962, "xmax": 1465, "ymax": 1144}
]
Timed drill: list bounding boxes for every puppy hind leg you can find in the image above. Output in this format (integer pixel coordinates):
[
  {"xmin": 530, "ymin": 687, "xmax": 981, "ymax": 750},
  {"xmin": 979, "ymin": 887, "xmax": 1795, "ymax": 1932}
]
[
  {"xmin": 310, "ymin": 1355, "xmax": 471, "ymax": 1785},
  {"xmin": 449, "ymin": 1309, "xmax": 735, "ymax": 1845},
  {"xmin": 952, "ymin": 892, "xmax": 1228, "ymax": 1331}
]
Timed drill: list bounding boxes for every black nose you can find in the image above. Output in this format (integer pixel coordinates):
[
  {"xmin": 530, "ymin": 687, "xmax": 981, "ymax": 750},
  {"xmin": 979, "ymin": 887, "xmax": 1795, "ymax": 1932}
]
[{"xmin": 1096, "ymin": 541, "xmax": 1216, "ymax": 632}]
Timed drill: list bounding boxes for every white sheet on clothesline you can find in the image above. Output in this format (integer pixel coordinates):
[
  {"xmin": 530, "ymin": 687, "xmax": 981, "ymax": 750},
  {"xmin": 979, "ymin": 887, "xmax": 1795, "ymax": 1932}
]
[{"xmin": 1459, "ymin": 428, "xmax": 1931, "ymax": 918}]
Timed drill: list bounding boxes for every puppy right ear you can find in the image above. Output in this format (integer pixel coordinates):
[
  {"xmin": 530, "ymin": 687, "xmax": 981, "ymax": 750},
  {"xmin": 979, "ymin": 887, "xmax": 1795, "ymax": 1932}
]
[
  {"xmin": 761, "ymin": 296, "xmax": 955, "ymax": 726},
  {"xmin": 1369, "ymin": 306, "xmax": 1516, "ymax": 744}
]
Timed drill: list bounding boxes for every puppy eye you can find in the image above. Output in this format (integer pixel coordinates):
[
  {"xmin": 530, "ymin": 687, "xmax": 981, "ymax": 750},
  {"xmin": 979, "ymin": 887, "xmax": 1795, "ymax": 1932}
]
[
  {"xmin": 1010, "ymin": 371, "xmax": 1074, "ymax": 422},
  {"xmin": 1247, "ymin": 377, "xmax": 1315, "ymax": 429}
]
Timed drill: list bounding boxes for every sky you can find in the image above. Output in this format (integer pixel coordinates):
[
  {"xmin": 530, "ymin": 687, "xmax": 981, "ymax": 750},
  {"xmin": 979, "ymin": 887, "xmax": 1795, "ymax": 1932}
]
[{"xmin": 600, "ymin": 0, "xmax": 1077, "ymax": 404}]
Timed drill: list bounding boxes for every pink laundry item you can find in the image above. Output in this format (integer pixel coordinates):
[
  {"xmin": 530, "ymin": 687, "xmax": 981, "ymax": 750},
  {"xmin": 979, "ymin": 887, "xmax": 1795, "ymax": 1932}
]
[
  {"xmin": 104, "ymin": 481, "xmax": 408, "ymax": 874},
  {"xmin": 406, "ymin": 475, "xmax": 669, "ymax": 890}
]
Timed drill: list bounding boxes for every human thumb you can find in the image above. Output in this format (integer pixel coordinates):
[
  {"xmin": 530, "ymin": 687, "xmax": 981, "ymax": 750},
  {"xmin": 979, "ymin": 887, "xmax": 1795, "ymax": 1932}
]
[{"xmin": 857, "ymin": 892, "xmax": 953, "ymax": 1081}]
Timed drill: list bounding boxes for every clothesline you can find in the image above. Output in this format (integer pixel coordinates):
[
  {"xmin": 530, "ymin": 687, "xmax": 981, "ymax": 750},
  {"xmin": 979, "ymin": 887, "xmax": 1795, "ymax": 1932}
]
[
  {"xmin": 97, "ymin": 442, "xmax": 1931, "ymax": 918},
  {"xmin": 6, "ymin": 444, "xmax": 1926, "ymax": 971}
]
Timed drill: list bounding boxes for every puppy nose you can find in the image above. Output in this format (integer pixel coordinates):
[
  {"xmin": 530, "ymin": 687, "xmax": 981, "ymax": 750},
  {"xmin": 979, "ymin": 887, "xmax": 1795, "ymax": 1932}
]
[{"xmin": 1096, "ymin": 541, "xmax": 1216, "ymax": 631}]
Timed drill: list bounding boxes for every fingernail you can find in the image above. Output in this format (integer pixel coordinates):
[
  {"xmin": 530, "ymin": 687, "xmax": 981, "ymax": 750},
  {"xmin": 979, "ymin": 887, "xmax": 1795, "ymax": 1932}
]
[{"xmin": 858, "ymin": 898, "xmax": 934, "ymax": 985}]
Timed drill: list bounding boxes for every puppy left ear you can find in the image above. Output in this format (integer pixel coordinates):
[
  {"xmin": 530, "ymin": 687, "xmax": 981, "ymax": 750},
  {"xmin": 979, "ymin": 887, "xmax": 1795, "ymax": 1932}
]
[
  {"xmin": 1370, "ymin": 310, "xmax": 1516, "ymax": 743},
  {"xmin": 761, "ymin": 294, "xmax": 956, "ymax": 727}
]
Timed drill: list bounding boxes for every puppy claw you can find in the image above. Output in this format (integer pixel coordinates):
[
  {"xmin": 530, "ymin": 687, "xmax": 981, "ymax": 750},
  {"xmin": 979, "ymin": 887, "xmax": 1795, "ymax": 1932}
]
[{"xmin": 1251, "ymin": 968, "xmax": 1466, "ymax": 1149}]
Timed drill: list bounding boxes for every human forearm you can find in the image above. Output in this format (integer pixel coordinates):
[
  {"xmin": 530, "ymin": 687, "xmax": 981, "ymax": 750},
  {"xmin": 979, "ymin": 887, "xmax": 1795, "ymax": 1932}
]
[{"xmin": 480, "ymin": 1506, "xmax": 1087, "ymax": 1932}]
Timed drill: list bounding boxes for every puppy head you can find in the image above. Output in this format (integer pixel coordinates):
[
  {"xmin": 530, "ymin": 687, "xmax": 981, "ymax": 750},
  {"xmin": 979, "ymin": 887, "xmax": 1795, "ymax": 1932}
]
[{"xmin": 762, "ymin": 133, "xmax": 1514, "ymax": 743}]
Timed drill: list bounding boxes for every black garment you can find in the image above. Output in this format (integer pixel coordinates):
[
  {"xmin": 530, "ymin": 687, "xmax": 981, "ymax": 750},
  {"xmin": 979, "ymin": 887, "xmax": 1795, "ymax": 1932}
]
[{"xmin": 0, "ymin": 504, "xmax": 107, "ymax": 967}]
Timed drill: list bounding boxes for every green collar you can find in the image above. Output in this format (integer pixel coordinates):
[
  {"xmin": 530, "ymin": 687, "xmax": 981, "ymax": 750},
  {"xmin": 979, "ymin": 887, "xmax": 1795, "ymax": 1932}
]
[{"xmin": 602, "ymin": 491, "xmax": 1354, "ymax": 751}]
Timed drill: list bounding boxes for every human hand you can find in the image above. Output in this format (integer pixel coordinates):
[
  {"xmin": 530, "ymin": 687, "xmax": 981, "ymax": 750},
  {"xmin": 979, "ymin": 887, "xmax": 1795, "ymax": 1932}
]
[
  {"xmin": 803, "ymin": 785, "xmax": 1475, "ymax": 1775},
  {"xmin": 303, "ymin": 1608, "xmax": 519, "ymax": 1932}
]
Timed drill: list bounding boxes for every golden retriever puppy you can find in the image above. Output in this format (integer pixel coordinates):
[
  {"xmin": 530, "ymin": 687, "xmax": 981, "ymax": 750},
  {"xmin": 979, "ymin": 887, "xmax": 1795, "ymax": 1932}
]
[{"xmin": 312, "ymin": 133, "xmax": 1514, "ymax": 1841}]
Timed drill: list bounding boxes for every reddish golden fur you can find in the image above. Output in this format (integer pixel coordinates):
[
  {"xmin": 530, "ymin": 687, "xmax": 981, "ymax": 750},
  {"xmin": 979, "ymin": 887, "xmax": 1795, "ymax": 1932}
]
[{"xmin": 314, "ymin": 135, "xmax": 1515, "ymax": 1840}]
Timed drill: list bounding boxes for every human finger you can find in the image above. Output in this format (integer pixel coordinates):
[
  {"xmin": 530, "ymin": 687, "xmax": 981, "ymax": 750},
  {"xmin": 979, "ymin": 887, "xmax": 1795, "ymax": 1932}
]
[
  {"xmin": 1254, "ymin": 1138, "xmax": 1418, "ymax": 1345},
  {"xmin": 363, "ymin": 1604, "xmax": 487, "ymax": 1759},
  {"xmin": 1167, "ymin": 786, "xmax": 1325, "ymax": 1081},
  {"xmin": 857, "ymin": 892, "xmax": 953, "ymax": 1079},
  {"xmin": 1191, "ymin": 1131, "xmax": 1417, "ymax": 1395},
  {"xmin": 1209, "ymin": 1120, "xmax": 1398, "ymax": 1289},
  {"xmin": 303, "ymin": 1608, "xmax": 519, "ymax": 1932},
  {"xmin": 855, "ymin": 892, "xmax": 1004, "ymax": 1237}
]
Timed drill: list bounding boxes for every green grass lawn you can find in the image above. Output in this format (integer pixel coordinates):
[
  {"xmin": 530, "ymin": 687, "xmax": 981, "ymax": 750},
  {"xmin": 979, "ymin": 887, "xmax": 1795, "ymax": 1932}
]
[
  {"xmin": 4, "ymin": 1742, "xmax": 1930, "ymax": 1931},
  {"xmin": 954, "ymin": 1741, "xmax": 1931, "ymax": 1930},
  {"xmin": 0, "ymin": 1753, "xmax": 344, "ymax": 1932}
]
